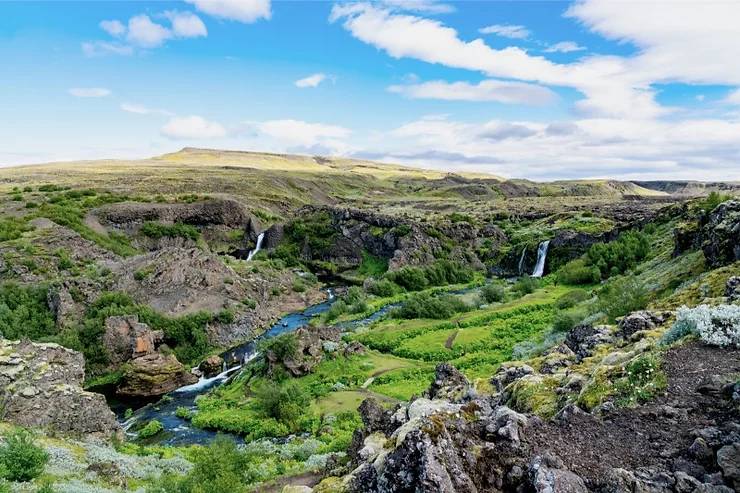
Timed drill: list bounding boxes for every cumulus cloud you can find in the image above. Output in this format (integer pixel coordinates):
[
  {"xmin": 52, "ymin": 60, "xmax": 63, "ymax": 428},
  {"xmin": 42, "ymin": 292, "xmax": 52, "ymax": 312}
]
[
  {"xmin": 121, "ymin": 103, "xmax": 174, "ymax": 116},
  {"xmin": 295, "ymin": 73, "xmax": 328, "ymax": 88},
  {"xmin": 388, "ymin": 79, "xmax": 557, "ymax": 105},
  {"xmin": 161, "ymin": 115, "xmax": 227, "ymax": 139},
  {"xmin": 478, "ymin": 24, "xmax": 530, "ymax": 39},
  {"xmin": 544, "ymin": 41, "xmax": 586, "ymax": 53},
  {"xmin": 725, "ymin": 89, "xmax": 740, "ymax": 106},
  {"xmin": 81, "ymin": 41, "xmax": 134, "ymax": 57},
  {"xmin": 126, "ymin": 14, "xmax": 173, "ymax": 47},
  {"xmin": 69, "ymin": 87, "xmax": 112, "ymax": 98},
  {"xmin": 184, "ymin": 0, "xmax": 271, "ymax": 23},
  {"xmin": 99, "ymin": 20, "xmax": 126, "ymax": 37},
  {"xmin": 164, "ymin": 11, "xmax": 208, "ymax": 38}
]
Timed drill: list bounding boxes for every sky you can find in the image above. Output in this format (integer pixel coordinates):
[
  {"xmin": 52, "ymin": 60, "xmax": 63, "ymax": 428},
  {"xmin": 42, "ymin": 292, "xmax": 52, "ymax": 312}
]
[{"xmin": 2, "ymin": 0, "xmax": 740, "ymax": 181}]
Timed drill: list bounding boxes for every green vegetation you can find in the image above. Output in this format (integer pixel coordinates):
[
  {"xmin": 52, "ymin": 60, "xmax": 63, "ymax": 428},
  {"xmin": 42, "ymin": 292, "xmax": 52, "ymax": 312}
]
[
  {"xmin": 557, "ymin": 258, "xmax": 601, "ymax": 285},
  {"xmin": 597, "ymin": 277, "xmax": 647, "ymax": 320},
  {"xmin": 257, "ymin": 332, "xmax": 298, "ymax": 361},
  {"xmin": 480, "ymin": 284, "xmax": 505, "ymax": 304},
  {"xmin": 0, "ymin": 217, "xmax": 33, "ymax": 242},
  {"xmin": 613, "ymin": 354, "xmax": 667, "ymax": 407},
  {"xmin": 138, "ymin": 420, "xmax": 164, "ymax": 439},
  {"xmin": 389, "ymin": 292, "xmax": 471, "ymax": 320},
  {"xmin": 385, "ymin": 260, "xmax": 475, "ymax": 292},
  {"xmin": 554, "ymin": 290, "xmax": 588, "ymax": 310},
  {"xmin": 694, "ymin": 191, "xmax": 732, "ymax": 213},
  {"xmin": 0, "ymin": 430, "xmax": 49, "ymax": 482},
  {"xmin": 254, "ymin": 381, "xmax": 312, "ymax": 428},
  {"xmin": 140, "ymin": 221, "xmax": 200, "ymax": 241},
  {"xmin": 175, "ymin": 407, "xmax": 192, "ymax": 420},
  {"xmin": 357, "ymin": 251, "xmax": 389, "ymax": 277},
  {"xmin": 0, "ymin": 283, "xmax": 56, "ymax": 340}
]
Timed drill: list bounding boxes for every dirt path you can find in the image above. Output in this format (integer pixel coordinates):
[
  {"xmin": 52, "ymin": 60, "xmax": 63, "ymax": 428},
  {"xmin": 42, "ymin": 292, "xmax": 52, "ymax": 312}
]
[
  {"xmin": 445, "ymin": 330, "xmax": 459, "ymax": 350},
  {"xmin": 529, "ymin": 341, "xmax": 740, "ymax": 479},
  {"xmin": 359, "ymin": 389, "xmax": 402, "ymax": 404}
]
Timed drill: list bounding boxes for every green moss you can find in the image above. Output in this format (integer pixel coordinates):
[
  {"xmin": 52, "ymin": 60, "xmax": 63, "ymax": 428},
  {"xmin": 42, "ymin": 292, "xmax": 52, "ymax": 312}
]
[
  {"xmin": 507, "ymin": 377, "xmax": 561, "ymax": 418},
  {"xmin": 577, "ymin": 366, "xmax": 615, "ymax": 411}
]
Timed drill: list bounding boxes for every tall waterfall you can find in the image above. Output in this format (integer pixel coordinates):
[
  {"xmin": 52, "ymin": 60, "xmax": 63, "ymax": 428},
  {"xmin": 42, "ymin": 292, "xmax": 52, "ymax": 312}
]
[
  {"xmin": 518, "ymin": 246, "xmax": 527, "ymax": 276},
  {"xmin": 246, "ymin": 232, "xmax": 265, "ymax": 261},
  {"xmin": 531, "ymin": 240, "xmax": 550, "ymax": 278}
]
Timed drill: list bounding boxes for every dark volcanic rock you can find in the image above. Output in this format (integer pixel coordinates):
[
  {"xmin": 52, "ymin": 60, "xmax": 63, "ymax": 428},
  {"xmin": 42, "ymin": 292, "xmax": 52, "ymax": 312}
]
[
  {"xmin": 701, "ymin": 199, "xmax": 740, "ymax": 268},
  {"xmin": 263, "ymin": 223, "xmax": 285, "ymax": 249},
  {"xmin": 425, "ymin": 362, "xmax": 470, "ymax": 400},
  {"xmin": 265, "ymin": 325, "xmax": 341, "ymax": 377},
  {"xmin": 565, "ymin": 324, "xmax": 614, "ymax": 361},
  {"xmin": 117, "ymin": 353, "xmax": 197, "ymax": 396},
  {"xmin": 725, "ymin": 276, "xmax": 740, "ymax": 302},
  {"xmin": 102, "ymin": 315, "xmax": 164, "ymax": 367}
]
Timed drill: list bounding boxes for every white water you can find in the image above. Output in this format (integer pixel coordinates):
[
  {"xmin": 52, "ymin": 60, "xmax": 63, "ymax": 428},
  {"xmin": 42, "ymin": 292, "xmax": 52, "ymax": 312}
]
[
  {"xmin": 246, "ymin": 232, "xmax": 265, "ymax": 261},
  {"xmin": 518, "ymin": 246, "xmax": 527, "ymax": 276},
  {"xmin": 531, "ymin": 240, "xmax": 550, "ymax": 278},
  {"xmin": 174, "ymin": 365, "xmax": 242, "ymax": 393}
]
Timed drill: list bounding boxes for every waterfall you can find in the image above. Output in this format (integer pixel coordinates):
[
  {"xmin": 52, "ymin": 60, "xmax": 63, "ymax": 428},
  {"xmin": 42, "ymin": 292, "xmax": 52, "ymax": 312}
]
[
  {"xmin": 222, "ymin": 360, "xmax": 227, "ymax": 373},
  {"xmin": 531, "ymin": 240, "xmax": 550, "ymax": 278},
  {"xmin": 518, "ymin": 246, "xmax": 527, "ymax": 276},
  {"xmin": 246, "ymin": 232, "xmax": 265, "ymax": 261}
]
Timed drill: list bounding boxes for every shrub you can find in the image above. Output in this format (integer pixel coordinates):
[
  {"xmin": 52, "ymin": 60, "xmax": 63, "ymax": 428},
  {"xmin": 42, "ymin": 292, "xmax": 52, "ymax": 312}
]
[
  {"xmin": 389, "ymin": 292, "xmax": 471, "ymax": 320},
  {"xmin": 258, "ymin": 332, "xmax": 298, "ymax": 361},
  {"xmin": 449, "ymin": 212, "xmax": 473, "ymax": 223},
  {"xmin": 0, "ymin": 282, "xmax": 57, "ymax": 340},
  {"xmin": 596, "ymin": 277, "xmax": 647, "ymax": 320},
  {"xmin": 555, "ymin": 290, "xmax": 588, "ymax": 310},
  {"xmin": 587, "ymin": 231, "xmax": 650, "ymax": 280},
  {"xmin": 242, "ymin": 298, "xmax": 257, "ymax": 309},
  {"xmin": 480, "ymin": 284, "xmax": 505, "ymax": 304},
  {"xmin": 663, "ymin": 304, "xmax": 740, "ymax": 346},
  {"xmin": 552, "ymin": 309, "xmax": 587, "ymax": 333},
  {"xmin": 215, "ymin": 309, "xmax": 235, "ymax": 324},
  {"xmin": 386, "ymin": 266, "xmax": 428, "ymax": 291},
  {"xmin": 176, "ymin": 407, "xmax": 192, "ymax": 420},
  {"xmin": 0, "ymin": 430, "xmax": 49, "ymax": 482},
  {"xmin": 368, "ymin": 279, "xmax": 398, "ymax": 298},
  {"xmin": 140, "ymin": 221, "xmax": 200, "ymax": 241},
  {"xmin": 614, "ymin": 354, "xmax": 666, "ymax": 407},
  {"xmin": 292, "ymin": 280, "xmax": 306, "ymax": 293},
  {"xmin": 357, "ymin": 251, "xmax": 389, "ymax": 277},
  {"xmin": 285, "ymin": 212, "xmax": 337, "ymax": 252},
  {"xmin": 512, "ymin": 276, "xmax": 540, "ymax": 296},
  {"xmin": 0, "ymin": 216, "xmax": 32, "ymax": 242},
  {"xmin": 255, "ymin": 381, "xmax": 312, "ymax": 427},
  {"xmin": 138, "ymin": 420, "xmax": 164, "ymax": 439},
  {"xmin": 695, "ymin": 191, "xmax": 732, "ymax": 213},
  {"xmin": 557, "ymin": 258, "xmax": 601, "ymax": 285}
]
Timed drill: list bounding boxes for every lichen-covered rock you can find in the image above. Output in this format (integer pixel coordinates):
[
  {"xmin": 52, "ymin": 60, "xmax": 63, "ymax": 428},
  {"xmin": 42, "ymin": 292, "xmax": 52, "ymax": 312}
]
[
  {"xmin": 425, "ymin": 362, "xmax": 470, "ymax": 401},
  {"xmin": 725, "ymin": 276, "xmax": 740, "ymax": 302},
  {"xmin": 565, "ymin": 324, "xmax": 614, "ymax": 361},
  {"xmin": 117, "ymin": 353, "xmax": 197, "ymax": 396},
  {"xmin": 527, "ymin": 454, "xmax": 588, "ymax": 493},
  {"xmin": 701, "ymin": 199, "xmax": 740, "ymax": 268},
  {"xmin": 618, "ymin": 311, "xmax": 666, "ymax": 339},
  {"xmin": 0, "ymin": 338, "xmax": 120, "ymax": 438},
  {"xmin": 344, "ymin": 341, "xmax": 366, "ymax": 357},
  {"xmin": 492, "ymin": 363, "xmax": 535, "ymax": 391}
]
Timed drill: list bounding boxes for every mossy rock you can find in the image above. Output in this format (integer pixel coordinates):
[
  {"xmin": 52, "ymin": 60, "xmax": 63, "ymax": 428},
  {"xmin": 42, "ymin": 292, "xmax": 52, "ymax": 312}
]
[
  {"xmin": 577, "ymin": 365, "xmax": 616, "ymax": 411},
  {"xmin": 506, "ymin": 374, "xmax": 562, "ymax": 418},
  {"xmin": 313, "ymin": 476, "xmax": 348, "ymax": 493}
]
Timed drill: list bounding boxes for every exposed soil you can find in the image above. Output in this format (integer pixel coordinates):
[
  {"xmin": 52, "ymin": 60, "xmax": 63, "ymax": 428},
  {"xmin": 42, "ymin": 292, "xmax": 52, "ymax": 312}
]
[
  {"xmin": 445, "ymin": 330, "xmax": 459, "ymax": 350},
  {"xmin": 529, "ymin": 341, "xmax": 740, "ymax": 480}
]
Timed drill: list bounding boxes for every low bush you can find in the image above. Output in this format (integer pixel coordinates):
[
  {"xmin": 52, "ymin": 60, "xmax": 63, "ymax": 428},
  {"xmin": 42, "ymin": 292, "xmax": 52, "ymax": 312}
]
[
  {"xmin": 258, "ymin": 332, "xmax": 298, "ymax": 362},
  {"xmin": 175, "ymin": 407, "xmax": 192, "ymax": 420},
  {"xmin": 0, "ymin": 282, "xmax": 57, "ymax": 340},
  {"xmin": 389, "ymin": 292, "xmax": 471, "ymax": 320},
  {"xmin": 512, "ymin": 276, "xmax": 540, "ymax": 296},
  {"xmin": 552, "ymin": 309, "xmax": 587, "ymax": 333},
  {"xmin": 368, "ymin": 279, "xmax": 398, "ymax": 298},
  {"xmin": 554, "ymin": 290, "xmax": 588, "ymax": 310},
  {"xmin": 662, "ymin": 304, "xmax": 740, "ymax": 346},
  {"xmin": 557, "ymin": 258, "xmax": 601, "ymax": 285},
  {"xmin": 596, "ymin": 277, "xmax": 647, "ymax": 320},
  {"xmin": 480, "ymin": 284, "xmax": 505, "ymax": 304},
  {"xmin": 254, "ymin": 381, "xmax": 312, "ymax": 428},
  {"xmin": 587, "ymin": 231, "xmax": 650, "ymax": 280},
  {"xmin": 0, "ymin": 217, "xmax": 32, "ymax": 242},
  {"xmin": 0, "ymin": 430, "xmax": 49, "ymax": 482},
  {"xmin": 138, "ymin": 420, "xmax": 164, "ymax": 439},
  {"xmin": 385, "ymin": 261, "xmax": 475, "ymax": 292},
  {"xmin": 140, "ymin": 221, "xmax": 200, "ymax": 241}
]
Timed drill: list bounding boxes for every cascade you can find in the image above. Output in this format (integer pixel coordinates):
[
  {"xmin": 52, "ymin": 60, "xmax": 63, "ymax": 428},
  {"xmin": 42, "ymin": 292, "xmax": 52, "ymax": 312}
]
[
  {"xmin": 531, "ymin": 240, "xmax": 550, "ymax": 278},
  {"xmin": 246, "ymin": 232, "xmax": 265, "ymax": 261},
  {"xmin": 518, "ymin": 246, "xmax": 527, "ymax": 276}
]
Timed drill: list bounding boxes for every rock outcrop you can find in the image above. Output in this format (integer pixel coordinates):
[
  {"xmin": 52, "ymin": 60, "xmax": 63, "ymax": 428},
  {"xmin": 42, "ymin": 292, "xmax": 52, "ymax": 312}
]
[
  {"xmin": 265, "ymin": 325, "xmax": 341, "ymax": 377},
  {"xmin": 199, "ymin": 355, "xmax": 224, "ymax": 377},
  {"xmin": 102, "ymin": 315, "xmax": 163, "ymax": 366},
  {"xmin": 0, "ymin": 338, "xmax": 120, "ymax": 438},
  {"xmin": 117, "ymin": 353, "xmax": 197, "ymax": 396},
  {"xmin": 701, "ymin": 199, "xmax": 740, "ymax": 268}
]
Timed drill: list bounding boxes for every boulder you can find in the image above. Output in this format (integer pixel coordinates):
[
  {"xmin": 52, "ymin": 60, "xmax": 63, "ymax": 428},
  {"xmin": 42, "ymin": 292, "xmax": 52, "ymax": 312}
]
[
  {"xmin": 425, "ymin": 362, "xmax": 470, "ymax": 400},
  {"xmin": 565, "ymin": 324, "xmax": 614, "ymax": 361},
  {"xmin": 725, "ymin": 276, "xmax": 740, "ymax": 302},
  {"xmin": 199, "ymin": 355, "xmax": 224, "ymax": 377},
  {"xmin": 101, "ymin": 315, "xmax": 163, "ymax": 367},
  {"xmin": 527, "ymin": 455, "xmax": 588, "ymax": 493},
  {"xmin": 266, "ymin": 325, "xmax": 341, "ymax": 377},
  {"xmin": 263, "ymin": 223, "xmax": 285, "ymax": 250},
  {"xmin": 0, "ymin": 338, "xmax": 120, "ymax": 438},
  {"xmin": 344, "ymin": 341, "xmax": 366, "ymax": 356},
  {"xmin": 701, "ymin": 200, "xmax": 740, "ymax": 268},
  {"xmin": 717, "ymin": 443, "xmax": 740, "ymax": 485},
  {"xmin": 117, "ymin": 353, "xmax": 197, "ymax": 396},
  {"xmin": 618, "ymin": 311, "xmax": 666, "ymax": 339}
]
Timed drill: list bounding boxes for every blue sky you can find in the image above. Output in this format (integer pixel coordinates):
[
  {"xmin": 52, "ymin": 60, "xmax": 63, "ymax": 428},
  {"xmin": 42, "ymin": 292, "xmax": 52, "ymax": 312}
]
[{"xmin": 2, "ymin": 0, "xmax": 740, "ymax": 181}]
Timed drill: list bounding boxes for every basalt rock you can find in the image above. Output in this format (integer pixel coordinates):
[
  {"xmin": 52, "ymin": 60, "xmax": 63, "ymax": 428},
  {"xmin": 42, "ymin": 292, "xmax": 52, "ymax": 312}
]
[
  {"xmin": 425, "ymin": 362, "xmax": 470, "ymax": 401},
  {"xmin": 617, "ymin": 311, "xmax": 667, "ymax": 339},
  {"xmin": 117, "ymin": 353, "xmax": 197, "ymax": 397},
  {"xmin": 263, "ymin": 223, "xmax": 285, "ymax": 250},
  {"xmin": 700, "ymin": 199, "xmax": 740, "ymax": 268},
  {"xmin": 565, "ymin": 324, "xmax": 614, "ymax": 361},
  {"xmin": 199, "ymin": 355, "xmax": 224, "ymax": 377},
  {"xmin": 0, "ymin": 338, "xmax": 120, "ymax": 438},
  {"xmin": 725, "ymin": 277, "xmax": 740, "ymax": 302}
]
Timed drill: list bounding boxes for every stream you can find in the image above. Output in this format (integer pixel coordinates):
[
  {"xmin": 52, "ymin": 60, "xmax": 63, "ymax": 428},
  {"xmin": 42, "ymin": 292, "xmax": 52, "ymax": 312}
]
[{"xmin": 112, "ymin": 284, "xmax": 483, "ymax": 446}]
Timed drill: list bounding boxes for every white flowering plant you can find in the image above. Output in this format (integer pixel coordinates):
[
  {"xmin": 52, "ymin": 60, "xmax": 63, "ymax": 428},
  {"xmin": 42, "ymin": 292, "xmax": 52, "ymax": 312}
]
[{"xmin": 662, "ymin": 304, "xmax": 740, "ymax": 346}]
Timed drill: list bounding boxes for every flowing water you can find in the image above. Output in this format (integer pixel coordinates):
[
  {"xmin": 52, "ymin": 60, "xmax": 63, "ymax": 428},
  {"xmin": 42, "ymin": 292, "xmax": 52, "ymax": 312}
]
[
  {"xmin": 518, "ymin": 246, "xmax": 527, "ymax": 276},
  {"xmin": 531, "ymin": 240, "xmax": 550, "ymax": 278},
  {"xmin": 246, "ymin": 232, "xmax": 265, "ymax": 261},
  {"xmin": 111, "ymin": 284, "xmax": 484, "ymax": 446}
]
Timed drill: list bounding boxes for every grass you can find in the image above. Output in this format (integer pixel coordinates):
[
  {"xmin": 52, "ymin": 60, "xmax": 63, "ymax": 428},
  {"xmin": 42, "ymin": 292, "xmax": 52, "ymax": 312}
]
[{"xmin": 316, "ymin": 391, "xmax": 370, "ymax": 414}]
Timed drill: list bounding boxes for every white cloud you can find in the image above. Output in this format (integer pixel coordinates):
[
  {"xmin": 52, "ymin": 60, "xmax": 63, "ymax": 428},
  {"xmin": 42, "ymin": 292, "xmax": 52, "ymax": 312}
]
[
  {"xmin": 379, "ymin": 0, "xmax": 454, "ymax": 14},
  {"xmin": 81, "ymin": 41, "xmax": 134, "ymax": 57},
  {"xmin": 184, "ymin": 0, "xmax": 271, "ymax": 23},
  {"xmin": 388, "ymin": 79, "xmax": 557, "ymax": 105},
  {"xmin": 126, "ymin": 14, "xmax": 172, "ymax": 47},
  {"xmin": 69, "ymin": 87, "xmax": 112, "ymax": 98},
  {"xmin": 164, "ymin": 11, "xmax": 207, "ymax": 38},
  {"xmin": 258, "ymin": 119, "xmax": 352, "ymax": 147},
  {"xmin": 295, "ymin": 73, "xmax": 328, "ymax": 88},
  {"xmin": 696, "ymin": 94, "xmax": 706, "ymax": 102},
  {"xmin": 478, "ymin": 24, "xmax": 530, "ymax": 39},
  {"xmin": 121, "ymin": 103, "xmax": 174, "ymax": 116},
  {"xmin": 725, "ymin": 89, "xmax": 740, "ymax": 106},
  {"xmin": 161, "ymin": 115, "xmax": 227, "ymax": 139},
  {"xmin": 99, "ymin": 20, "xmax": 126, "ymax": 37},
  {"xmin": 544, "ymin": 41, "xmax": 586, "ymax": 53}
]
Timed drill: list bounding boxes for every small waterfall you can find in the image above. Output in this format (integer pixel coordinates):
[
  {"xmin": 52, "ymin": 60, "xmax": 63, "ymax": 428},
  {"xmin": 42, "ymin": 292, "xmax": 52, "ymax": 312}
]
[
  {"xmin": 531, "ymin": 240, "xmax": 550, "ymax": 278},
  {"xmin": 222, "ymin": 360, "xmax": 227, "ymax": 373},
  {"xmin": 518, "ymin": 246, "xmax": 527, "ymax": 276},
  {"xmin": 246, "ymin": 232, "xmax": 265, "ymax": 261}
]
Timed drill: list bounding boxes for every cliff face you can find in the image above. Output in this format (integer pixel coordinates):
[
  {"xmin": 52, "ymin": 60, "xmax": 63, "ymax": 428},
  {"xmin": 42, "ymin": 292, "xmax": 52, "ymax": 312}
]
[{"xmin": 0, "ymin": 337, "xmax": 120, "ymax": 438}]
